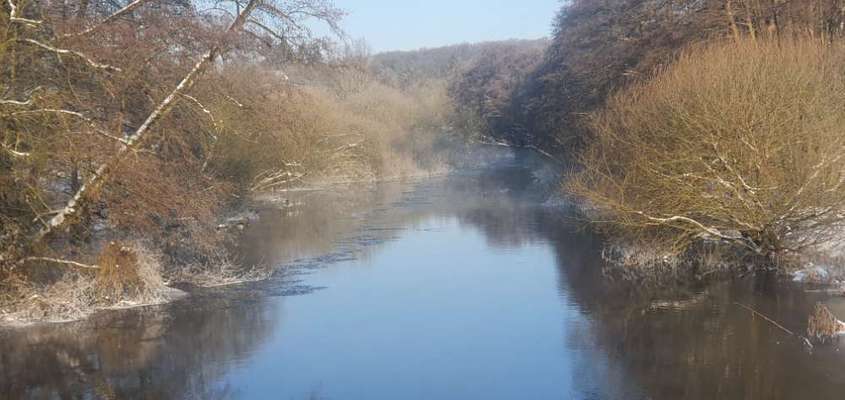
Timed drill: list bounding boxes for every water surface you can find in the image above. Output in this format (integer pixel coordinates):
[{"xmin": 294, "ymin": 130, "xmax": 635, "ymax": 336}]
[{"xmin": 3, "ymin": 155, "xmax": 845, "ymax": 399}]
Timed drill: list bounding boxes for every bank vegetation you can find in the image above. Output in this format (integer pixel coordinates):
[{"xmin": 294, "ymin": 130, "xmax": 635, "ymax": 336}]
[
  {"xmin": 0, "ymin": 0, "xmax": 454, "ymax": 323},
  {"xmin": 443, "ymin": 0, "xmax": 845, "ymax": 278}
]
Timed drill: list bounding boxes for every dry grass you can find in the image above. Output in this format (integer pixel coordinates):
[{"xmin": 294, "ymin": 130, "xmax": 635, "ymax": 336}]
[
  {"xmin": 95, "ymin": 242, "xmax": 169, "ymax": 306},
  {"xmin": 808, "ymin": 303, "xmax": 845, "ymax": 343},
  {"xmin": 0, "ymin": 273, "xmax": 98, "ymax": 324},
  {"xmin": 571, "ymin": 37, "xmax": 845, "ymax": 267},
  {"xmin": 166, "ymin": 249, "xmax": 272, "ymax": 288},
  {"xmin": 0, "ymin": 242, "xmax": 171, "ymax": 324}
]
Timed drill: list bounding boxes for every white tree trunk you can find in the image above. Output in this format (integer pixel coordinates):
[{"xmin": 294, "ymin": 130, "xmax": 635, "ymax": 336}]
[{"xmin": 33, "ymin": 0, "xmax": 261, "ymax": 245}]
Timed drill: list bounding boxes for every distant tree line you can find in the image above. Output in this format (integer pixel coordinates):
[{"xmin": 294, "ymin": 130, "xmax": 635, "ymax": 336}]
[
  {"xmin": 450, "ymin": 0, "xmax": 845, "ymax": 159},
  {"xmin": 445, "ymin": 0, "xmax": 845, "ymax": 273}
]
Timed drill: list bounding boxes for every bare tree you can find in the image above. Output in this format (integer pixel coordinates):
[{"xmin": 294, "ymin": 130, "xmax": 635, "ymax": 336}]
[
  {"xmin": 0, "ymin": 0, "xmax": 344, "ymax": 269},
  {"xmin": 570, "ymin": 38, "xmax": 845, "ymax": 263}
]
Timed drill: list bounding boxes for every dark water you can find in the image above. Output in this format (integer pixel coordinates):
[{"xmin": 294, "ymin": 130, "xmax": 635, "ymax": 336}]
[{"xmin": 3, "ymin": 153, "xmax": 845, "ymax": 399}]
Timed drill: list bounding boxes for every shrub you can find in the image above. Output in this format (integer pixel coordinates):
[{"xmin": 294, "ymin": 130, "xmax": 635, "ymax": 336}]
[
  {"xmin": 570, "ymin": 38, "xmax": 845, "ymax": 265},
  {"xmin": 95, "ymin": 242, "xmax": 167, "ymax": 305},
  {"xmin": 808, "ymin": 303, "xmax": 844, "ymax": 343}
]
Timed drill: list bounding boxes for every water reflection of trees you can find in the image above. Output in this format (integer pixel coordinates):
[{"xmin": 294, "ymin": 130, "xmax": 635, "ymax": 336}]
[
  {"xmin": 8, "ymin": 154, "xmax": 845, "ymax": 399},
  {"xmin": 446, "ymin": 169, "xmax": 845, "ymax": 399},
  {"xmin": 0, "ymin": 291, "xmax": 274, "ymax": 399},
  {"xmin": 392, "ymin": 160, "xmax": 845, "ymax": 399},
  {"xmin": 543, "ymin": 208, "xmax": 845, "ymax": 399}
]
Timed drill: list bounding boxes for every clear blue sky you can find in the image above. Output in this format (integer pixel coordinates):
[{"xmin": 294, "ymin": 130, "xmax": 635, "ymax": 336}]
[{"xmin": 338, "ymin": 0, "xmax": 561, "ymax": 52}]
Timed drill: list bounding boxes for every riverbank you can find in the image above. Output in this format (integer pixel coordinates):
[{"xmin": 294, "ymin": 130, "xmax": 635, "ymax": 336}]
[
  {"xmin": 0, "ymin": 145, "xmax": 523, "ymax": 326},
  {"xmin": 5, "ymin": 160, "xmax": 845, "ymax": 399}
]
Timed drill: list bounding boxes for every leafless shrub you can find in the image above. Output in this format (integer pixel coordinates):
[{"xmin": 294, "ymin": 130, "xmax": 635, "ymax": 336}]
[
  {"xmin": 1, "ymin": 241, "xmax": 172, "ymax": 324},
  {"xmin": 167, "ymin": 249, "xmax": 271, "ymax": 288},
  {"xmin": 0, "ymin": 272, "xmax": 98, "ymax": 324},
  {"xmin": 570, "ymin": 38, "xmax": 845, "ymax": 269},
  {"xmin": 808, "ymin": 303, "xmax": 845, "ymax": 343}
]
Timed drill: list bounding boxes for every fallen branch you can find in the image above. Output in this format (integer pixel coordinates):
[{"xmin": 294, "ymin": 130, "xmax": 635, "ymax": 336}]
[
  {"xmin": 0, "ymin": 87, "xmax": 43, "ymax": 108},
  {"xmin": 735, "ymin": 302, "xmax": 794, "ymax": 335},
  {"xmin": 251, "ymin": 169, "xmax": 308, "ymax": 192},
  {"xmin": 10, "ymin": 108, "xmax": 86, "ymax": 118},
  {"xmin": 0, "ymin": 98, "xmax": 33, "ymax": 107},
  {"xmin": 735, "ymin": 302, "xmax": 814, "ymax": 349}
]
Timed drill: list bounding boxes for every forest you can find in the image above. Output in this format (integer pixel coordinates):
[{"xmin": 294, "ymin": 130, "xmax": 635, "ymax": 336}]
[{"xmin": 5, "ymin": 0, "xmax": 845, "ymax": 323}]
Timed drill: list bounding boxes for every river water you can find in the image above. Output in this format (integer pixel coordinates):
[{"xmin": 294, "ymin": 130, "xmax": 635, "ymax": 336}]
[{"xmin": 2, "ymin": 152, "xmax": 845, "ymax": 399}]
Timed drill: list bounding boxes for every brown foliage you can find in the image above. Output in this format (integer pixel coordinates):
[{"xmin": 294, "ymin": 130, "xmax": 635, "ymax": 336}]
[
  {"xmin": 486, "ymin": 0, "xmax": 845, "ymax": 158},
  {"xmin": 808, "ymin": 303, "xmax": 843, "ymax": 343},
  {"xmin": 447, "ymin": 40, "xmax": 548, "ymax": 144},
  {"xmin": 570, "ymin": 38, "xmax": 845, "ymax": 263},
  {"xmin": 95, "ymin": 242, "xmax": 143, "ymax": 301}
]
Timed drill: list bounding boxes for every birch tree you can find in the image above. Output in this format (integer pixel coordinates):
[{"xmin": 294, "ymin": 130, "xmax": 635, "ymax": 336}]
[{"xmin": 0, "ymin": 0, "xmax": 343, "ymax": 270}]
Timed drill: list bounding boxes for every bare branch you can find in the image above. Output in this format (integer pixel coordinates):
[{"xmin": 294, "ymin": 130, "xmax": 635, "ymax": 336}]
[
  {"xmin": 34, "ymin": 0, "xmax": 262, "ymax": 244},
  {"xmin": 22, "ymin": 257, "xmax": 100, "ymax": 270},
  {"xmin": 7, "ymin": 108, "xmax": 131, "ymax": 145},
  {"xmin": 8, "ymin": 0, "xmax": 42, "ymax": 26},
  {"xmin": 21, "ymin": 39, "xmax": 122, "ymax": 72},
  {"xmin": 181, "ymin": 94, "xmax": 221, "ymax": 138},
  {"xmin": 1, "ymin": 144, "xmax": 30, "ymax": 157},
  {"xmin": 61, "ymin": 0, "xmax": 155, "ymax": 38}
]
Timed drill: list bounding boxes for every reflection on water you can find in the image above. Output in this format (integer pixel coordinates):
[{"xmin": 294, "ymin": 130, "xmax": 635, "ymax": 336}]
[{"xmin": 3, "ymin": 151, "xmax": 845, "ymax": 399}]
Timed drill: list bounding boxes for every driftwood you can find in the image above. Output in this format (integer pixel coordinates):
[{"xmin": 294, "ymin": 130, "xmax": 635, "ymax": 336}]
[{"xmin": 735, "ymin": 302, "xmax": 814, "ymax": 349}]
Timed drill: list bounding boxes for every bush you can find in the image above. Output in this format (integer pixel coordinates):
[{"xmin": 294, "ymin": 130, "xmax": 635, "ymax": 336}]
[
  {"xmin": 203, "ymin": 65, "xmax": 452, "ymax": 190},
  {"xmin": 95, "ymin": 242, "xmax": 169, "ymax": 305},
  {"xmin": 570, "ymin": 38, "xmax": 845, "ymax": 265}
]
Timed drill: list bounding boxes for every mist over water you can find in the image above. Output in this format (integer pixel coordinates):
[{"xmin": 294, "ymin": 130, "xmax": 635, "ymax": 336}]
[{"xmin": 3, "ymin": 152, "xmax": 845, "ymax": 399}]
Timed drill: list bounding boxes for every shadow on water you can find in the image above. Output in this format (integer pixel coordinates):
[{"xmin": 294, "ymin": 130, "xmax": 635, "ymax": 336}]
[
  {"xmin": 4, "ymin": 149, "xmax": 845, "ymax": 399},
  {"xmin": 0, "ymin": 290, "xmax": 276, "ymax": 399}
]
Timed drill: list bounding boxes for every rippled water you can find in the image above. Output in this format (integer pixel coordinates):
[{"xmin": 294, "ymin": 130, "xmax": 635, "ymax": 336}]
[{"xmin": 3, "ymin": 153, "xmax": 845, "ymax": 399}]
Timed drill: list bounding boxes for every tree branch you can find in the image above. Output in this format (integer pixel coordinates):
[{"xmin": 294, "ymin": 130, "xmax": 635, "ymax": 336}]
[
  {"xmin": 8, "ymin": 108, "xmax": 131, "ymax": 145},
  {"xmin": 22, "ymin": 257, "xmax": 100, "ymax": 270},
  {"xmin": 21, "ymin": 39, "xmax": 122, "ymax": 72},
  {"xmin": 61, "ymin": 0, "xmax": 155, "ymax": 38},
  {"xmin": 8, "ymin": 0, "xmax": 42, "ymax": 26},
  {"xmin": 32, "ymin": 0, "xmax": 261, "ymax": 245},
  {"xmin": 1, "ymin": 143, "xmax": 30, "ymax": 157}
]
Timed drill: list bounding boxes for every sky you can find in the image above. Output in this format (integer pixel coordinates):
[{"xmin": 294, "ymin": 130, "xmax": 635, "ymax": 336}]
[{"xmin": 338, "ymin": 0, "xmax": 561, "ymax": 52}]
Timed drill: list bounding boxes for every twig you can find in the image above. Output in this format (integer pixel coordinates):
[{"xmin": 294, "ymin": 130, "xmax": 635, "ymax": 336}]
[
  {"xmin": 181, "ymin": 94, "xmax": 221, "ymax": 138},
  {"xmin": 1, "ymin": 144, "xmax": 30, "ymax": 157},
  {"xmin": 60, "ymin": 0, "xmax": 153, "ymax": 38},
  {"xmin": 23, "ymin": 257, "xmax": 100, "ymax": 270},
  {"xmin": 734, "ymin": 302, "xmax": 794, "ymax": 336},
  {"xmin": 7, "ymin": 0, "xmax": 42, "ymax": 26},
  {"xmin": 9, "ymin": 108, "xmax": 130, "ymax": 145},
  {"xmin": 734, "ymin": 301, "xmax": 814, "ymax": 349},
  {"xmin": 20, "ymin": 39, "xmax": 122, "ymax": 72}
]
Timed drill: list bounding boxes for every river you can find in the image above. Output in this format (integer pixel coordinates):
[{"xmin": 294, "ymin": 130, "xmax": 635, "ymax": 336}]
[{"xmin": 2, "ymin": 152, "xmax": 845, "ymax": 399}]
